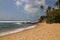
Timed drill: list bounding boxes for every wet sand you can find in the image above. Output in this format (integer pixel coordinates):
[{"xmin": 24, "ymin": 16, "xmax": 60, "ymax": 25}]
[{"xmin": 0, "ymin": 23, "xmax": 60, "ymax": 40}]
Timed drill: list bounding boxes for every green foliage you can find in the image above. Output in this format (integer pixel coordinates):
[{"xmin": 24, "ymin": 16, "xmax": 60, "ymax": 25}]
[
  {"xmin": 55, "ymin": 0, "xmax": 60, "ymax": 8},
  {"xmin": 46, "ymin": 9, "xmax": 60, "ymax": 23},
  {"xmin": 46, "ymin": 17, "xmax": 53, "ymax": 24},
  {"xmin": 39, "ymin": 0, "xmax": 60, "ymax": 23}
]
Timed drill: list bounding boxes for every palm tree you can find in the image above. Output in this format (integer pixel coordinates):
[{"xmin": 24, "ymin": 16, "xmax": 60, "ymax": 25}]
[
  {"xmin": 38, "ymin": 5, "xmax": 44, "ymax": 22},
  {"xmin": 55, "ymin": 0, "xmax": 60, "ymax": 9},
  {"xmin": 46, "ymin": 6, "xmax": 52, "ymax": 17}
]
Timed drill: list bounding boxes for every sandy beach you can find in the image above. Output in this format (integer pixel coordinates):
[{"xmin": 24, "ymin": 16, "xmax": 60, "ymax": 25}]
[{"xmin": 0, "ymin": 23, "xmax": 60, "ymax": 40}]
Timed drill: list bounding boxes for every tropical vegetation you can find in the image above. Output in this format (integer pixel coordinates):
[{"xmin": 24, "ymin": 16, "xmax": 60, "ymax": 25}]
[{"xmin": 39, "ymin": 0, "xmax": 60, "ymax": 23}]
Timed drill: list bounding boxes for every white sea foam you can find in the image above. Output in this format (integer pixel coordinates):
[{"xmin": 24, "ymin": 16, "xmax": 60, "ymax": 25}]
[{"xmin": 0, "ymin": 25, "xmax": 36, "ymax": 36}]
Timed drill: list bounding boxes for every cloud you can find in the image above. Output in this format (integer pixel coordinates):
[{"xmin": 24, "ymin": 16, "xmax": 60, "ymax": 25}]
[
  {"xmin": 16, "ymin": 0, "xmax": 22, "ymax": 7},
  {"xmin": 24, "ymin": 4, "xmax": 39, "ymax": 13},
  {"xmin": 24, "ymin": 0, "xmax": 45, "ymax": 13},
  {"xmin": 15, "ymin": 0, "xmax": 45, "ymax": 13}
]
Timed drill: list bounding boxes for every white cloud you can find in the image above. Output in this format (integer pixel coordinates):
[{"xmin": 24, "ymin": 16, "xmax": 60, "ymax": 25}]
[
  {"xmin": 21, "ymin": 0, "xmax": 45, "ymax": 5},
  {"xmin": 24, "ymin": 0, "xmax": 45, "ymax": 13},
  {"xmin": 24, "ymin": 4, "xmax": 39, "ymax": 13},
  {"xmin": 16, "ymin": 1, "xmax": 22, "ymax": 7},
  {"xmin": 35, "ymin": 0, "xmax": 41, "ymax": 4},
  {"xmin": 24, "ymin": 4, "xmax": 31, "ymax": 12},
  {"xmin": 15, "ymin": 0, "xmax": 45, "ymax": 13}
]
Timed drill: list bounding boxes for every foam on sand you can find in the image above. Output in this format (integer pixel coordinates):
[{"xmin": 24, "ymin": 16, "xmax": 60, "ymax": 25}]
[{"xmin": 0, "ymin": 25, "xmax": 36, "ymax": 36}]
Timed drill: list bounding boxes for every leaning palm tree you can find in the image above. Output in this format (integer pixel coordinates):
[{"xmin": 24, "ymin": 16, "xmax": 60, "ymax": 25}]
[
  {"xmin": 38, "ymin": 5, "xmax": 44, "ymax": 22},
  {"xmin": 55, "ymin": 0, "xmax": 60, "ymax": 9}
]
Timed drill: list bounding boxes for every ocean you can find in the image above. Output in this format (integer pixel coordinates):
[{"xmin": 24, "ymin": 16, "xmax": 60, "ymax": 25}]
[{"xmin": 0, "ymin": 22, "xmax": 36, "ymax": 36}]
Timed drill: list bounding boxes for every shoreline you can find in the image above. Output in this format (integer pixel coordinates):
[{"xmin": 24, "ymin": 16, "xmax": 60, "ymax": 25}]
[
  {"xmin": 0, "ymin": 25, "xmax": 36, "ymax": 36},
  {"xmin": 0, "ymin": 23, "xmax": 60, "ymax": 40}
]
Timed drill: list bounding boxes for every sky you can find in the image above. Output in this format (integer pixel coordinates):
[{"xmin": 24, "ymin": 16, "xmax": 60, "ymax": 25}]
[{"xmin": 0, "ymin": 0, "xmax": 57, "ymax": 21}]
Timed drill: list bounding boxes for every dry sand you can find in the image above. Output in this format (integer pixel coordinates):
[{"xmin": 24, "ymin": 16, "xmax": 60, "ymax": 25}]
[{"xmin": 0, "ymin": 23, "xmax": 60, "ymax": 40}]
